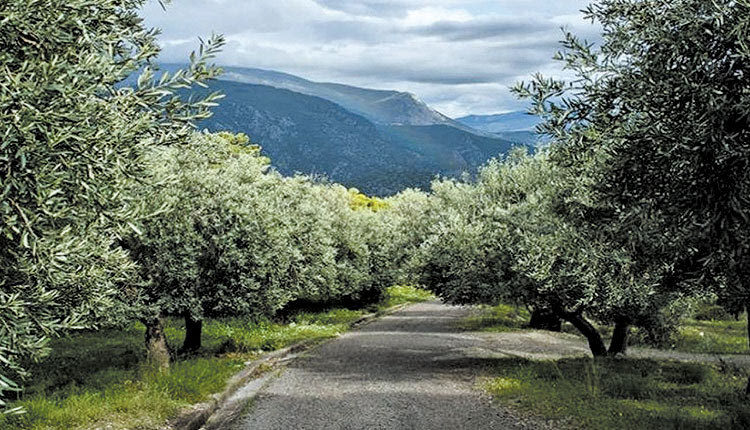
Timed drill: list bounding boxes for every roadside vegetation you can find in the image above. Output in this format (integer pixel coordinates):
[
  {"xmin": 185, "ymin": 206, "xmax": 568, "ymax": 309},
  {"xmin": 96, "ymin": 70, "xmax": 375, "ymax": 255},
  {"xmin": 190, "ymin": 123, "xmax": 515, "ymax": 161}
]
[
  {"xmin": 0, "ymin": 286, "xmax": 429, "ymax": 430},
  {"xmin": 465, "ymin": 302, "xmax": 750, "ymax": 429},
  {"xmin": 466, "ymin": 302, "xmax": 750, "ymax": 356},
  {"xmin": 485, "ymin": 357, "xmax": 749, "ymax": 429}
]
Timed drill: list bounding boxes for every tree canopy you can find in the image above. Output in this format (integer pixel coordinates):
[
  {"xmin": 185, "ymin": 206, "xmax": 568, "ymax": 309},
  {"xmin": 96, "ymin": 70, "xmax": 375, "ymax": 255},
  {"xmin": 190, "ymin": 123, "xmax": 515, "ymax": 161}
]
[{"xmin": 0, "ymin": 0, "xmax": 223, "ymax": 405}]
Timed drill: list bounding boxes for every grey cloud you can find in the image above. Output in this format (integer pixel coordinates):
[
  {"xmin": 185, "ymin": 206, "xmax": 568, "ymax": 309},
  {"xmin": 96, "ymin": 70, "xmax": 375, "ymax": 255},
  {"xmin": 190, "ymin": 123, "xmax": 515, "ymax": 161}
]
[
  {"xmin": 141, "ymin": 0, "xmax": 596, "ymax": 116},
  {"xmin": 312, "ymin": 0, "xmax": 591, "ymax": 18},
  {"xmin": 311, "ymin": 0, "xmax": 438, "ymax": 16},
  {"xmin": 407, "ymin": 18, "xmax": 550, "ymax": 41},
  {"xmin": 307, "ymin": 20, "xmax": 393, "ymax": 42}
]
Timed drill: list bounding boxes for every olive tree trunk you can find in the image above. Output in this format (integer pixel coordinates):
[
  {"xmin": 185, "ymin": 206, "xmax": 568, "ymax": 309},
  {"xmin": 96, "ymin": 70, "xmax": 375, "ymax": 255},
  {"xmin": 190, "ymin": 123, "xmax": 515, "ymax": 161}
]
[
  {"xmin": 608, "ymin": 317, "xmax": 630, "ymax": 356},
  {"xmin": 552, "ymin": 304, "xmax": 608, "ymax": 357},
  {"xmin": 528, "ymin": 307, "xmax": 562, "ymax": 331},
  {"xmin": 181, "ymin": 315, "xmax": 203, "ymax": 353},
  {"xmin": 144, "ymin": 316, "xmax": 170, "ymax": 370}
]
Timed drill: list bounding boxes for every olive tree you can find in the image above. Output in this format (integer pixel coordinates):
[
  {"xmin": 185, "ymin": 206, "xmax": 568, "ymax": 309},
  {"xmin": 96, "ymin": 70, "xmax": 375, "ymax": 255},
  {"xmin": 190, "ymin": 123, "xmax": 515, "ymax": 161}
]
[
  {"xmin": 125, "ymin": 133, "xmax": 399, "ymax": 366},
  {"xmin": 124, "ymin": 132, "xmax": 332, "ymax": 365},
  {"xmin": 0, "ymin": 0, "xmax": 222, "ymax": 402},
  {"xmin": 410, "ymin": 150, "xmax": 681, "ymax": 356},
  {"xmin": 379, "ymin": 189, "xmax": 440, "ymax": 286},
  {"xmin": 514, "ymin": 0, "xmax": 750, "ymax": 367}
]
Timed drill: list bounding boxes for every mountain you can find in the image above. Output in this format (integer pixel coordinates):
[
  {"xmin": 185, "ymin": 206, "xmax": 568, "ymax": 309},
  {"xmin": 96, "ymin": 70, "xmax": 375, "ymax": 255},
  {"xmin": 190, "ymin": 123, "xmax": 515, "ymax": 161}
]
[
  {"xmin": 154, "ymin": 64, "xmax": 479, "ymax": 134},
  {"xmin": 456, "ymin": 112, "xmax": 543, "ymax": 145},
  {"xmin": 456, "ymin": 111, "xmax": 541, "ymax": 132},
  {"xmin": 146, "ymin": 64, "xmax": 532, "ymax": 194},
  {"xmin": 188, "ymin": 80, "xmax": 518, "ymax": 195},
  {"xmin": 216, "ymin": 66, "xmax": 462, "ymax": 127}
]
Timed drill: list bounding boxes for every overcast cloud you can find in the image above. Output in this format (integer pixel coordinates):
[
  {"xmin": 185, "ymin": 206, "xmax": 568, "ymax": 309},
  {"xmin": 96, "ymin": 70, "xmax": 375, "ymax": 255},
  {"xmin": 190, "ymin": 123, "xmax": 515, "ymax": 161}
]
[{"xmin": 140, "ymin": 0, "xmax": 599, "ymax": 117}]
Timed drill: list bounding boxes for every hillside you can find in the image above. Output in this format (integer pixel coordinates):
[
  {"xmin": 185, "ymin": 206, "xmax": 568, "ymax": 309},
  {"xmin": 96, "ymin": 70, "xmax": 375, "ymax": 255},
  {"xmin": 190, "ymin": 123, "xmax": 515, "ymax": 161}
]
[
  {"xmin": 191, "ymin": 80, "xmax": 519, "ymax": 195},
  {"xmin": 456, "ymin": 112, "xmax": 542, "ymax": 145},
  {"xmin": 218, "ymin": 66, "xmax": 461, "ymax": 127},
  {"xmin": 456, "ymin": 111, "xmax": 540, "ymax": 132}
]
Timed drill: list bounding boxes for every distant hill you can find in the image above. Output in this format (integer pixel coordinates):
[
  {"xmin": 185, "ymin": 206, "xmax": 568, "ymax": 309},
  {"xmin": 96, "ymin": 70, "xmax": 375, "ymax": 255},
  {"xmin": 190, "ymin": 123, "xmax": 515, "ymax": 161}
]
[
  {"xmin": 142, "ymin": 64, "xmax": 535, "ymax": 194},
  {"xmin": 456, "ymin": 112, "xmax": 543, "ymax": 146},
  {"xmin": 456, "ymin": 111, "xmax": 541, "ymax": 132},
  {"xmin": 217, "ymin": 66, "xmax": 466, "ymax": 128},
  {"xmin": 188, "ymin": 80, "xmax": 518, "ymax": 195}
]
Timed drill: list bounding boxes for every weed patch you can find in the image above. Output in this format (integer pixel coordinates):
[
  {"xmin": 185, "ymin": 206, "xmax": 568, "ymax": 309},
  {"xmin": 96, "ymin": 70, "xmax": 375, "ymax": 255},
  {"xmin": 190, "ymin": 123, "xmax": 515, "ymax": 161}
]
[
  {"xmin": 380, "ymin": 285, "xmax": 434, "ymax": 308},
  {"xmin": 485, "ymin": 357, "xmax": 749, "ymax": 429},
  {"xmin": 460, "ymin": 303, "xmax": 530, "ymax": 332}
]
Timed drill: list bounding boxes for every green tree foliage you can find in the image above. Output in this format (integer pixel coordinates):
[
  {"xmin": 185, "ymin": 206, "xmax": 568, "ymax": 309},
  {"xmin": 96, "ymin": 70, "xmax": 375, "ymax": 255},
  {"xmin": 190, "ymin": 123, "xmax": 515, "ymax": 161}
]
[
  {"xmin": 408, "ymin": 150, "xmax": 677, "ymax": 356},
  {"xmin": 379, "ymin": 189, "xmax": 439, "ymax": 287},
  {"xmin": 514, "ymin": 0, "xmax": 750, "ymax": 357},
  {"xmin": 123, "ymin": 133, "xmax": 401, "ymax": 366},
  {"xmin": 0, "ymin": 0, "xmax": 223, "ymax": 405}
]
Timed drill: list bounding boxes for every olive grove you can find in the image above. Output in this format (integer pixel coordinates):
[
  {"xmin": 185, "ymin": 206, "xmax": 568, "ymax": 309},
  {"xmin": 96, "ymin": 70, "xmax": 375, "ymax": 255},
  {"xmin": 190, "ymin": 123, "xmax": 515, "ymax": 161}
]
[
  {"xmin": 123, "ymin": 132, "xmax": 404, "ymax": 367},
  {"xmin": 407, "ymin": 0, "xmax": 750, "ymax": 363},
  {"xmin": 515, "ymin": 0, "xmax": 750, "ymax": 355},
  {"xmin": 0, "ymin": 0, "xmax": 223, "ymax": 407},
  {"xmin": 3, "ymin": 0, "xmax": 750, "ymax": 413}
]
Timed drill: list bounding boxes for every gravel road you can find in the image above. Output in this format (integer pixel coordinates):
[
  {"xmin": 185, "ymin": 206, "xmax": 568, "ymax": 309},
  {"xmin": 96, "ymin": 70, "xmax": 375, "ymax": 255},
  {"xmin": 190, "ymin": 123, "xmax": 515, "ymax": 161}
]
[{"xmin": 231, "ymin": 301, "xmax": 537, "ymax": 430}]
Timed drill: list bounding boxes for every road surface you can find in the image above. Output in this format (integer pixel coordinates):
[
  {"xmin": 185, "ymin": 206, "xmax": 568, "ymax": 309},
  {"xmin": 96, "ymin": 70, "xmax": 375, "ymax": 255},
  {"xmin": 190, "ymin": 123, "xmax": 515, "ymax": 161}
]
[{"xmin": 231, "ymin": 301, "xmax": 538, "ymax": 430}]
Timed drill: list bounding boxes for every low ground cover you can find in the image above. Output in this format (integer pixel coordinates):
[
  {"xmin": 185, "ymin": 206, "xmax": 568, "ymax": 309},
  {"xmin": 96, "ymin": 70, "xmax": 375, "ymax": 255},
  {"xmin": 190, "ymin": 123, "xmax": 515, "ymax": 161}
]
[
  {"xmin": 668, "ymin": 319, "xmax": 749, "ymax": 355},
  {"xmin": 467, "ymin": 303, "xmax": 750, "ymax": 429},
  {"xmin": 0, "ymin": 286, "xmax": 430, "ymax": 430},
  {"xmin": 484, "ymin": 357, "xmax": 749, "ymax": 429},
  {"xmin": 459, "ymin": 304, "xmax": 531, "ymax": 332},
  {"xmin": 465, "ymin": 303, "xmax": 749, "ymax": 355},
  {"xmin": 378, "ymin": 285, "xmax": 434, "ymax": 308}
]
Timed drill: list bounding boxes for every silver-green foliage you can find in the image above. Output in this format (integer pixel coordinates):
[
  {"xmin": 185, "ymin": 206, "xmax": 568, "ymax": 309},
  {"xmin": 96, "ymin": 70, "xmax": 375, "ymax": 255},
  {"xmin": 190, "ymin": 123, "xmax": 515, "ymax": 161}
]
[
  {"xmin": 408, "ymin": 149, "xmax": 681, "ymax": 354},
  {"xmin": 379, "ymin": 188, "xmax": 438, "ymax": 287},
  {"xmin": 129, "ymin": 133, "xmax": 304, "ymax": 322},
  {"xmin": 0, "ymin": 0, "xmax": 223, "ymax": 406},
  {"xmin": 514, "ymin": 0, "xmax": 750, "ymax": 312},
  {"xmin": 408, "ymin": 0, "xmax": 750, "ymax": 355},
  {"xmin": 127, "ymin": 132, "xmax": 396, "ymax": 330}
]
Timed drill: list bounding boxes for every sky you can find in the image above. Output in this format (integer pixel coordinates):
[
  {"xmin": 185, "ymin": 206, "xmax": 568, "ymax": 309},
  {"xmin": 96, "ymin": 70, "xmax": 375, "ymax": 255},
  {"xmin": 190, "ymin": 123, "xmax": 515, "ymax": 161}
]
[{"xmin": 140, "ymin": 0, "xmax": 600, "ymax": 118}]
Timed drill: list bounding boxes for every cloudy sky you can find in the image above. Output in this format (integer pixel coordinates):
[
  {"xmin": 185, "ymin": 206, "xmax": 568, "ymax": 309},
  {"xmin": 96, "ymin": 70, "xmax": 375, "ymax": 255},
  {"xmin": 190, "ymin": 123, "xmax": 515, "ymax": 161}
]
[{"xmin": 140, "ymin": 0, "xmax": 599, "ymax": 117}]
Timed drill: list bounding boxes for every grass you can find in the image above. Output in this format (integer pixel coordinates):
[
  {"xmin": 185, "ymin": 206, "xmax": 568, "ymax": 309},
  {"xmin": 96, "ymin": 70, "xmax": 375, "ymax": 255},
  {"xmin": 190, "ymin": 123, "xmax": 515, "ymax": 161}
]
[
  {"xmin": 378, "ymin": 285, "xmax": 434, "ymax": 309},
  {"xmin": 207, "ymin": 309, "xmax": 366, "ymax": 354},
  {"xmin": 0, "ymin": 286, "xmax": 432, "ymax": 430},
  {"xmin": 459, "ymin": 303, "xmax": 530, "ymax": 332},
  {"xmin": 464, "ymin": 303, "xmax": 749, "ymax": 355},
  {"xmin": 484, "ymin": 357, "xmax": 750, "ymax": 429},
  {"xmin": 0, "ymin": 324, "xmax": 246, "ymax": 430},
  {"xmin": 464, "ymin": 303, "xmax": 750, "ymax": 429},
  {"xmin": 666, "ymin": 318, "xmax": 748, "ymax": 355}
]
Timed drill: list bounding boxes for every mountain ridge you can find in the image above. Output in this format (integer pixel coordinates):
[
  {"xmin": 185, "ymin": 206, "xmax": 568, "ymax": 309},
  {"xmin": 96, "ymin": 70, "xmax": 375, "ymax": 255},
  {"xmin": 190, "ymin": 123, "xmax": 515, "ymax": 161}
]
[
  {"xmin": 456, "ymin": 111, "xmax": 540, "ymax": 132},
  {"xmin": 456, "ymin": 112, "xmax": 543, "ymax": 145},
  {"xmin": 160, "ymin": 64, "xmax": 487, "ymax": 134},
  {"xmin": 154, "ymin": 64, "xmax": 533, "ymax": 194},
  {"xmin": 187, "ymin": 79, "xmax": 519, "ymax": 195}
]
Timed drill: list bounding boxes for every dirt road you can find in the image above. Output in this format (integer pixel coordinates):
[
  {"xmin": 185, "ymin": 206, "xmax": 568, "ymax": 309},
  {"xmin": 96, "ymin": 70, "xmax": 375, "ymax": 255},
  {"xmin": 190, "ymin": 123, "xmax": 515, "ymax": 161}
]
[{"xmin": 230, "ymin": 301, "xmax": 539, "ymax": 430}]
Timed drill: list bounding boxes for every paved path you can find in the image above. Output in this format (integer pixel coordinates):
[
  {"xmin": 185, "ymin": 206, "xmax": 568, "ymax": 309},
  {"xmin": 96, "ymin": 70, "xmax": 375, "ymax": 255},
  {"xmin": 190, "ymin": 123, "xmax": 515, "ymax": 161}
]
[{"xmin": 231, "ymin": 301, "xmax": 535, "ymax": 430}]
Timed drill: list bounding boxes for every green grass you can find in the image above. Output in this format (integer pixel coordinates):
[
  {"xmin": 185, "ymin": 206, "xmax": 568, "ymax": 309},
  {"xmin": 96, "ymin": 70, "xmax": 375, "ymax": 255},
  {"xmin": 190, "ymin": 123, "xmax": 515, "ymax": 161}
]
[
  {"xmin": 379, "ymin": 285, "xmax": 434, "ymax": 309},
  {"xmin": 459, "ymin": 303, "xmax": 530, "ymax": 332},
  {"xmin": 484, "ymin": 357, "xmax": 750, "ymax": 429},
  {"xmin": 209, "ymin": 309, "xmax": 366, "ymax": 353},
  {"xmin": 0, "ymin": 286, "xmax": 434, "ymax": 430},
  {"xmin": 465, "ymin": 303, "xmax": 750, "ymax": 428},
  {"xmin": 465, "ymin": 303, "xmax": 749, "ymax": 355},
  {"xmin": 666, "ymin": 318, "xmax": 748, "ymax": 355},
  {"xmin": 0, "ymin": 322, "xmax": 247, "ymax": 430}
]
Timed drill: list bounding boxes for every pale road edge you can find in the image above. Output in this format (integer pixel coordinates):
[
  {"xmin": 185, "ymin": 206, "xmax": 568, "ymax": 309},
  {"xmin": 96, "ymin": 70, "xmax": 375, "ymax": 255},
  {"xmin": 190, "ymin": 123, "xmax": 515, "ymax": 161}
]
[{"xmin": 165, "ymin": 303, "xmax": 412, "ymax": 430}]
